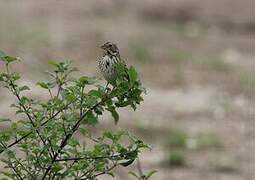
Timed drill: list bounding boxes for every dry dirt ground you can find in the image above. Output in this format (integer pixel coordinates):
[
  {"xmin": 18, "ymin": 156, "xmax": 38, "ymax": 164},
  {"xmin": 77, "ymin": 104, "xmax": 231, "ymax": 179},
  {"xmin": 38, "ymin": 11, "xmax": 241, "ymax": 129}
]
[{"xmin": 1, "ymin": 0, "xmax": 255, "ymax": 180}]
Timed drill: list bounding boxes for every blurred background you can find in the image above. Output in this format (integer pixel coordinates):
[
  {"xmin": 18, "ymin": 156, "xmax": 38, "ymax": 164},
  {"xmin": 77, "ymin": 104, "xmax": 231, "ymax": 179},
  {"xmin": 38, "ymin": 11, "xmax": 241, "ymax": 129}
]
[{"xmin": 0, "ymin": 0, "xmax": 255, "ymax": 179}]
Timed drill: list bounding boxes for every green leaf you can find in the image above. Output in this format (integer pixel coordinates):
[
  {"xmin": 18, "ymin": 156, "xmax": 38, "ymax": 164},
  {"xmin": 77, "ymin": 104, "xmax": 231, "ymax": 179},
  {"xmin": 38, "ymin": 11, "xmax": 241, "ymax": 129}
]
[
  {"xmin": 128, "ymin": 171, "xmax": 139, "ymax": 179},
  {"xmin": 0, "ymin": 59, "xmax": 148, "ymax": 179},
  {"xmin": 69, "ymin": 138, "xmax": 80, "ymax": 147},
  {"xmin": 89, "ymin": 90, "xmax": 103, "ymax": 98},
  {"xmin": 120, "ymin": 158, "xmax": 136, "ymax": 167},
  {"xmin": 86, "ymin": 111, "xmax": 98, "ymax": 126},
  {"xmin": 1, "ymin": 171, "xmax": 12, "ymax": 178},
  {"xmin": 37, "ymin": 82, "xmax": 49, "ymax": 89},
  {"xmin": 52, "ymin": 163, "xmax": 63, "ymax": 172},
  {"xmin": 0, "ymin": 55, "xmax": 18, "ymax": 64},
  {"xmin": 86, "ymin": 77, "xmax": 97, "ymax": 85},
  {"xmin": 104, "ymin": 131, "xmax": 114, "ymax": 141},
  {"xmin": 128, "ymin": 66, "xmax": 138, "ymax": 84},
  {"xmin": 77, "ymin": 76, "xmax": 96, "ymax": 87},
  {"xmin": 66, "ymin": 93, "xmax": 76, "ymax": 102},
  {"xmin": 0, "ymin": 50, "xmax": 6, "ymax": 60},
  {"xmin": 4, "ymin": 56, "xmax": 18, "ymax": 64},
  {"xmin": 94, "ymin": 106, "xmax": 104, "ymax": 115},
  {"xmin": 145, "ymin": 170, "xmax": 158, "ymax": 180},
  {"xmin": 115, "ymin": 101, "xmax": 130, "ymax": 107},
  {"xmin": 19, "ymin": 85, "xmax": 30, "ymax": 92},
  {"xmin": 48, "ymin": 61, "xmax": 59, "ymax": 67},
  {"xmin": 0, "ymin": 74, "xmax": 3, "ymax": 81},
  {"xmin": 79, "ymin": 127, "xmax": 88, "ymax": 136},
  {"xmin": 111, "ymin": 109, "xmax": 119, "ymax": 125},
  {"xmin": 20, "ymin": 96, "xmax": 29, "ymax": 105},
  {"xmin": 11, "ymin": 122, "xmax": 17, "ymax": 130},
  {"xmin": 11, "ymin": 72, "xmax": 20, "ymax": 81},
  {"xmin": 0, "ymin": 118, "xmax": 11, "ymax": 123},
  {"xmin": 107, "ymin": 172, "xmax": 115, "ymax": 177},
  {"xmin": 106, "ymin": 107, "xmax": 119, "ymax": 124},
  {"xmin": 49, "ymin": 61, "xmax": 70, "ymax": 73},
  {"xmin": 0, "ymin": 132, "xmax": 11, "ymax": 141},
  {"xmin": 15, "ymin": 109, "xmax": 24, "ymax": 114},
  {"xmin": 6, "ymin": 150, "xmax": 15, "ymax": 158}
]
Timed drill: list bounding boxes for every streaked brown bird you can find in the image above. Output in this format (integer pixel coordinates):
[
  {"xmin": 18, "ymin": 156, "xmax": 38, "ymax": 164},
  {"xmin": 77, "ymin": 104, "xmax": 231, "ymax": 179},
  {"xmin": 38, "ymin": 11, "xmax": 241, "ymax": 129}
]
[{"xmin": 98, "ymin": 42, "xmax": 126, "ymax": 85}]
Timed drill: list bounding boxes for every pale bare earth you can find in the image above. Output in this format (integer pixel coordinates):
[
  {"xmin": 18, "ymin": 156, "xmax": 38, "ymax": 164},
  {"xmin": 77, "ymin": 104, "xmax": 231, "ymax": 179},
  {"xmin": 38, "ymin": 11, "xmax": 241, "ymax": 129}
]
[{"xmin": 1, "ymin": 0, "xmax": 255, "ymax": 179}]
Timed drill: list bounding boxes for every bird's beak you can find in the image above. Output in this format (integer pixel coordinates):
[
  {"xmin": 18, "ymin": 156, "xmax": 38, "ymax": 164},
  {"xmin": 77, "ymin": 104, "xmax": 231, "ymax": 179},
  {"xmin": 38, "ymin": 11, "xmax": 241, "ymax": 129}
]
[{"xmin": 100, "ymin": 44, "xmax": 106, "ymax": 50}]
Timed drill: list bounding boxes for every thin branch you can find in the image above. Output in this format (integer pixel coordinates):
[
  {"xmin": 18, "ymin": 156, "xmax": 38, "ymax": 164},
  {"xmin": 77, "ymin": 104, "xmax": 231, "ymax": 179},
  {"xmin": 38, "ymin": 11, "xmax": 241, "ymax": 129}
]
[
  {"xmin": 47, "ymin": 137, "xmax": 55, "ymax": 157},
  {"xmin": 7, "ymin": 76, "xmax": 48, "ymax": 150},
  {"xmin": 42, "ymin": 83, "xmax": 136, "ymax": 179},
  {"xmin": 56, "ymin": 71, "xmax": 68, "ymax": 98},
  {"xmin": 35, "ymin": 153, "xmax": 46, "ymax": 170},
  {"xmin": 137, "ymin": 157, "xmax": 143, "ymax": 178},
  {"xmin": 31, "ymin": 111, "xmax": 53, "ymax": 159},
  {"xmin": 56, "ymin": 87, "xmax": 61, "ymax": 98},
  {"xmin": 0, "ymin": 102, "xmax": 72, "ymax": 154},
  {"xmin": 82, "ymin": 162, "xmax": 118, "ymax": 180},
  {"xmin": 14, "ymin": 157, "xmax": 37, "ymax": 180},
  {"xmin": 41, "ymin": 98, "xmax": 106, "ymax": 179},
  {"xmin": 56, "ymin": 154, "xmax": 120, "ymax": 162},
  {"xmin": 60, "ymin": 159, "xmax": 78, "ymax": 177},
  {"xmin": 62, "ymin": 119, "xmax": 67, "ymax": 136},
  {"xmin": 80, "ymin": 166, "xmax": 97, "ymax": 179},
  {"xmin": 87, "ymin": 135, "xmax": 100, "ymax": 143},
  {"xmin": 1, "ymin": 140, "xmax": 36, "ymax": 179},
  {"xmin": 80, "ymin": 86, "xmax": 85, "ymax": 117},
  {"xmin": 51, "ymin": 171, "xmax": 58, "ymax": 180},
  {"xmin": 9, "ymin": 162, "xmax": 24, "ymax": 180},
  {"xmin": 48, "ymin": 89, "xmax": 53, "ymax": 99},
  {"xmin": 0, "ymin": 65, "xmax": 76, "ymax": 154},
  {"xmin": 0, "ymin": 140, "xmax": 24, "ymax": 180}
]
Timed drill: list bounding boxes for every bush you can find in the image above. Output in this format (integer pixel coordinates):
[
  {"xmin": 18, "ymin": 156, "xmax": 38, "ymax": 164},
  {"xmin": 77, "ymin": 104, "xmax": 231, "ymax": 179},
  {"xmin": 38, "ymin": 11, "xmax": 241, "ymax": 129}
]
[
  {"xmin": 0, "ymin": 51, "xmax": 152, "ymax": 179},
  {"xmin": 168, "ymin": 150, "xmax": 186, "ymax": 167},
  {"xmin": 166, "ymin": 128, "xmax": 188, "ymax": 149}
]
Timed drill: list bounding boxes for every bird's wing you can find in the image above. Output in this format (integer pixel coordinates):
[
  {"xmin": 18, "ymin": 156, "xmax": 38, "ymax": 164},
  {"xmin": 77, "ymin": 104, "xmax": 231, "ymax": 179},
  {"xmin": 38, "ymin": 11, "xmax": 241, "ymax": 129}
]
[{"xmin": 119, "ymin": 57, "xmax": 127, "ymax": 67}]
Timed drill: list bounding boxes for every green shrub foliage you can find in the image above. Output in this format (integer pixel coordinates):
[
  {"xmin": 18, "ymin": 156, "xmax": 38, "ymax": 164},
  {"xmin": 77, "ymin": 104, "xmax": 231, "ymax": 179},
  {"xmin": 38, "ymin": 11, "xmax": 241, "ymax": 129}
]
[{"xmin": 0, "ymin": 51, "xmax": 149, "ymax": 179}]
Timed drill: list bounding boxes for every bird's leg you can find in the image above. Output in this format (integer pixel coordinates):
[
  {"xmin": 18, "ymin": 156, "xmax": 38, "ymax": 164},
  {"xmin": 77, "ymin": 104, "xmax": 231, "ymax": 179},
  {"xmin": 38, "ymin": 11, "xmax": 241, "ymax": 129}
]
[{"xmin": 105, "ymin": 82, "xmax": 110, "ymax": 93}]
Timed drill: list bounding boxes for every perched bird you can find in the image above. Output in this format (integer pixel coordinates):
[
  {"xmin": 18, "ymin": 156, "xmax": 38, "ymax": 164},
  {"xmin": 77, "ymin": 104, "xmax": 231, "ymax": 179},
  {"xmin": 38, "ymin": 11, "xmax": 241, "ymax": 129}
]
[{"xmin": 98, "ymin": 42, "xmax": 126, "ymax": 85}]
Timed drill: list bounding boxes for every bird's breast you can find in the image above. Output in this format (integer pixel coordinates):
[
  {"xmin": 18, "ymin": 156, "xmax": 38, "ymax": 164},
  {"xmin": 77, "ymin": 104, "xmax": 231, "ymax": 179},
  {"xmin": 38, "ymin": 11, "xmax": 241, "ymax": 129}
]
[{"xmin": 98, "ymin": 55, "xmax": 119, "ymax": 83}]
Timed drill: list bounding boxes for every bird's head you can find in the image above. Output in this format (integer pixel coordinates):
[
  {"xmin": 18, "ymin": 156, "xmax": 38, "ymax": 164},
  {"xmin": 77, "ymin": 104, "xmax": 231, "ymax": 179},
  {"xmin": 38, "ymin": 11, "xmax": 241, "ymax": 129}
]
[{"xmin": 101, "ymin": 42, "xmax": 119, "ymax": 56}]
